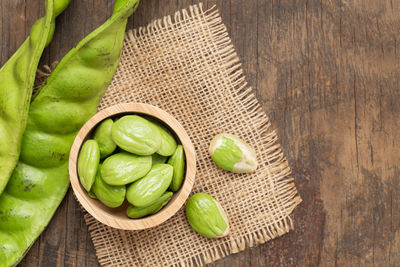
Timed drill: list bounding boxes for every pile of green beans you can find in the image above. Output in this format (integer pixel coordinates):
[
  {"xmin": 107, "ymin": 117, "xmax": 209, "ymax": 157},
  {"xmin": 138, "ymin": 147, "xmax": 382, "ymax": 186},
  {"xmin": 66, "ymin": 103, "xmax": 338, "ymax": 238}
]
[
  {"xmin": 0, "ymin": 0, "xmax": 139, "ymax": 266},
  {"xmin": 77, "ymin": 115, "xmax": 186, "ymax": 219}
]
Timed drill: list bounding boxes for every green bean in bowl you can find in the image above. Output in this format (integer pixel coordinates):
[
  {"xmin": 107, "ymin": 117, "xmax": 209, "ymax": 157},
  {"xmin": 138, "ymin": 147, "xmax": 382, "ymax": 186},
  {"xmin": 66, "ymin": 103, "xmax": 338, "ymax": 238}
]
[{"xmin": 76, "ymin": 114, "xmax": 187, "ymax": 219}]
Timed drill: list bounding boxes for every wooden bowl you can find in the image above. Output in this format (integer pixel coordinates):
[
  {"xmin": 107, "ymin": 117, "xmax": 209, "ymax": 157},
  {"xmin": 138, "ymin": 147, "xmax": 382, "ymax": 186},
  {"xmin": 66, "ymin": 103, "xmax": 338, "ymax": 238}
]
[{"xmin": 69, "ymin": 103, "xmax": 196, "ymax": 230}]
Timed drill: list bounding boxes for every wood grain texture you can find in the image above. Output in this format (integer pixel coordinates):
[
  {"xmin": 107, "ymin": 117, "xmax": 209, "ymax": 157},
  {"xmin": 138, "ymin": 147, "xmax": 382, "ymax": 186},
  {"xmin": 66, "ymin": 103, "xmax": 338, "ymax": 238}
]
[{"xmin": 1, "ymin": 0, "xmax": 399, "ymax": 266}]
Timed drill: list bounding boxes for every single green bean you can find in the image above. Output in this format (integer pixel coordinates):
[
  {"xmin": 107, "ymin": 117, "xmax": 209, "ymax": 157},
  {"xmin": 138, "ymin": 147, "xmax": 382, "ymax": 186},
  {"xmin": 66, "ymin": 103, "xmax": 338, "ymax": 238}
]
[{"xmin": 127, "ymin": 191, "xmax": 173, "ymax": 218}]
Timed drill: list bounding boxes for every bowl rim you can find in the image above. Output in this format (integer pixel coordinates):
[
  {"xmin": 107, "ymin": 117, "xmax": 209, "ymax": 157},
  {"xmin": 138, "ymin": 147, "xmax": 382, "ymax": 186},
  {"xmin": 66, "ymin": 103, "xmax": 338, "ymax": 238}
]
[{"xmin": 69, "ymin": 102, "xmax": 196, "ymax": 230}]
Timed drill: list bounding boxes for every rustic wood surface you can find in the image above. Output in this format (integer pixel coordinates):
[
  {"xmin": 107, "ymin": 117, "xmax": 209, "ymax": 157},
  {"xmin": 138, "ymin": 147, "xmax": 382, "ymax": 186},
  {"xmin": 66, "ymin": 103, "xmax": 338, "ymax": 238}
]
[{"xmin": 1, "ymin": 0, "xmax": 399, "ymax": 266}]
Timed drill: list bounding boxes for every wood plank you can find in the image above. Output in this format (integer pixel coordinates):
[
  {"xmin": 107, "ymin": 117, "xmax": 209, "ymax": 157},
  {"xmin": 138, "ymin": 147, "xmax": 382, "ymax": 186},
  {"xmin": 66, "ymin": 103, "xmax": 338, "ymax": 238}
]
[{"xmin": 1, "ymin": 0, "xmax": 399, "ymax": 266}]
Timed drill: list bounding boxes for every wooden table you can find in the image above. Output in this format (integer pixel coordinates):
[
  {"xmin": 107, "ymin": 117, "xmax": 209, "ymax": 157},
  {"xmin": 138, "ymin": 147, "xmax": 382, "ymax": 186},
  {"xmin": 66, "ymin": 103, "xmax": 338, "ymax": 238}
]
[{"xmin": 1, "ymin": 0, "xmax": 399, "ymax": 266}]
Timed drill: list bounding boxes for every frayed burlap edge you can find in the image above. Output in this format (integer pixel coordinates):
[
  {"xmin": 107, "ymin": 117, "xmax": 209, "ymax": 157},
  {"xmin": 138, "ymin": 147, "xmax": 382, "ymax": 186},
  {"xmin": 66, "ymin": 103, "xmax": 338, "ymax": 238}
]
[{"xmin": 76, "ymin": 4, "xmax": 302, "ymax": 267}]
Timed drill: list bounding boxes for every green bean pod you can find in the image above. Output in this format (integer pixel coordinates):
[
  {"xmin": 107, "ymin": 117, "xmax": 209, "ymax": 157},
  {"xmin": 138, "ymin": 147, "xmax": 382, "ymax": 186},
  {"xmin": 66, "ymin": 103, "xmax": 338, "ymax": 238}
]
[
  {"xmin": 0, "ymin": 0, "xmax": 139, "ymax": 265},
  {"xmin": 0, "ymin": 0, "xmax": 70, "ymax": 195}
]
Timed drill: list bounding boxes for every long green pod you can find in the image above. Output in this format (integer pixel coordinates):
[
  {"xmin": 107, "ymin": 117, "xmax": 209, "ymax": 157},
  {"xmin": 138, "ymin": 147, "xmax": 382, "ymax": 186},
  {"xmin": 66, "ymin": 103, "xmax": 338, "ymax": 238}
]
[
  {"xmin": 0, "ymin": 0, "xmax": 139, "ymax": 265},
  {"xmin": 0, "ymin": 0, "xmax": 70, "ymax": 195}
]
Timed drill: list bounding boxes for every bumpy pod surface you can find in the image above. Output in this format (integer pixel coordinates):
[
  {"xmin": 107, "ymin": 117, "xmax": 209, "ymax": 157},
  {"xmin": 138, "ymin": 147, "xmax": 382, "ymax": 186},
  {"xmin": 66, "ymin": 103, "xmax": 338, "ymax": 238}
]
[
  {"xmin": 0, "ymin": 0, "xmax": 70, "ymax": 195},
  {"xmin": 0, "ymin": 0, "xmax": 139, "ymax": 265}
]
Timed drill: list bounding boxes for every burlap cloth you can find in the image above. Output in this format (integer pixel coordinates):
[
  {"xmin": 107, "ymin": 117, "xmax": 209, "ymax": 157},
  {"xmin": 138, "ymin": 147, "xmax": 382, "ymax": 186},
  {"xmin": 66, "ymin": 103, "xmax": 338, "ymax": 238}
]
[{"xmin": 39, "ymin": 3, "xmax": 301, "ymax": 266}]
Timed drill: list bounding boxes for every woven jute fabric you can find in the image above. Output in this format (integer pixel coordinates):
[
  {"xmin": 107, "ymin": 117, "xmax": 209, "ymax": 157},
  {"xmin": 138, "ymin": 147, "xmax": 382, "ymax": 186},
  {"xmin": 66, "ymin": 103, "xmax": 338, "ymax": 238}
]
[{"xmin": 48, "ymin": 3, "xmax": 301, "ymax": 266}]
